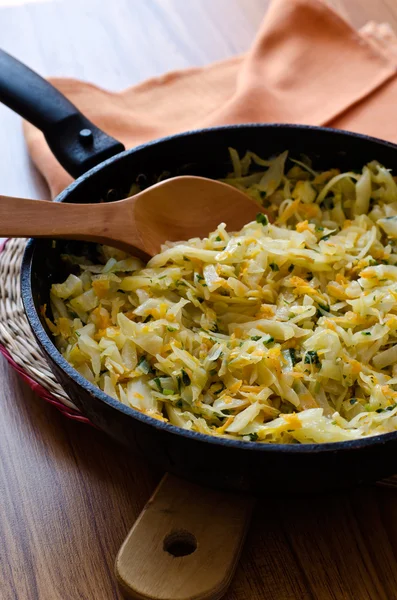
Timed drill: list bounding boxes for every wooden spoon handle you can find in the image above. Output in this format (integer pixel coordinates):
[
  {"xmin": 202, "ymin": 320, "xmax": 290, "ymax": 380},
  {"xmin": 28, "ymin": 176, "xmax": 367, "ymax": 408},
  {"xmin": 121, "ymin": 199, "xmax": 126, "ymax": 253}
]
[
  {"xmin": 0, "ymin": 194, "xmax": 127, "ymax": 247},
  {"xmin": 115, "ymin": 474, "xmax": 255, "ymax": 600}
]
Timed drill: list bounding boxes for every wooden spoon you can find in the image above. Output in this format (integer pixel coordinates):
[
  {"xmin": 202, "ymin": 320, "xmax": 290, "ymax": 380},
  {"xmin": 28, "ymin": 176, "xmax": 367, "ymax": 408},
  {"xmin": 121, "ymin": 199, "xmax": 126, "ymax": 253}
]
[{"xmin": 0, "ymin": 176, "xmax": 261, "ymax": 258}]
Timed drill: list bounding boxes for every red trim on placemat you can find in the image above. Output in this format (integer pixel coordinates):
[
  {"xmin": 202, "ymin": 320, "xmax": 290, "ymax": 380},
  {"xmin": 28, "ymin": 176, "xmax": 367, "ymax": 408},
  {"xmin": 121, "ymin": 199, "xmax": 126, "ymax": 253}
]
[
  {"xmin": 0, "ymin": 238, "xmax": 9, "ymax": 253},
  {"xmin": 0, "ymin": 237, "xmax": 92, "ymax": 424},
  {"xmin": 0, "ymin": 344, "xmax": 92, "ymax": 424}
]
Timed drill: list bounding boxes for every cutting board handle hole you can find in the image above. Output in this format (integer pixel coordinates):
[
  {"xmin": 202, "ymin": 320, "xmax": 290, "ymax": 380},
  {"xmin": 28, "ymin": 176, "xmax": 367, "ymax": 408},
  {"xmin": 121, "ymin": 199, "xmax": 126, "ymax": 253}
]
[{"xmin": 163, "ymin": 529, "xmax": 197, "ymax": 557}]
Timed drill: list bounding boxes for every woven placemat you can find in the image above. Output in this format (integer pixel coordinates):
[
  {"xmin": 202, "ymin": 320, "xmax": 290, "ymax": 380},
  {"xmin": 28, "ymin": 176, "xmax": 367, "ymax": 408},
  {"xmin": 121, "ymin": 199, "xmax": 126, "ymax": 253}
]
[
  {"xmin": 1, "ymin": 237, "xmax": 397, "ymax": 485},
  {"xmin": 0, "ymin": 237, "xmax": 90, "ymax": 424}
]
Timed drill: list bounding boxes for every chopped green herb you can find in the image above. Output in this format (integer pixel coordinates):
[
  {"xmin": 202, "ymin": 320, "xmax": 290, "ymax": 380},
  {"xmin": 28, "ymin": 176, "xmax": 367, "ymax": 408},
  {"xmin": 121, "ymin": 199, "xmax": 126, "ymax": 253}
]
[
  {"xmin": 215, "ymin": 236, "xmax": 222, "ymax": 242},
  {"xmin": 376, "ymin": 408, "xmax": 384, "ymax": 413},
  {"xmin": 143, "ymin": 315, "xmax": 153, "ymax": 323},
  {"xmin": 316, "ymin": 303, "xmax": 330, "ymax": 318},
  {"xmin": 350, "ymin": 398, "xmax": 357, "ymax": 405},
  {"xmin": 222, "ymin": 409, "xmax": 232, "ymax": 415},
  {"xmin": 163, "ymin": 389, "xmax": 174, "ymax": 396},
  {"xmin": 263, "ymin": 336, "xmax": 274, "ymax": 345},
  {"xmin": 289, "ymin": 348, "xmax": 298, "ymax": 366},
  {"xmin": 269, "ymin": 263, "xmax": 279, "ymax": 272},
  {"xmin": 167, "ymin": 326, "xmax": 177, "ymax": 332},
  {"xmin": 316, "ymin": 226, "xmax": 324, "ymax": 232},
  {"xmin": 153, "ymin": 377, "xmax": 163, "ymax": 392},
  {"xmin": 251, "ymin": 335, "xmax": 262, "ymax": 341},
  {"xmin": 176, "ymin": 400, "xmax": 183, "ymax": 408},
  {"xmin": 256, "ymin": 212, "xmax": 269, "ymax": 225},
  {"xmin": 304, "ymin": 350, "xmax": 320, "ymax": 366},
  {"xmin": 317, "ymin": 303, "xmax": 330, "ymax": 313},
  {"xmin": 248, "ymin": 432, "xmax": 258, "ymax": 441},
  {"xmin": 361, "ymin": 331, "xmax": 371, "ymax": 336},
  {"xmin": 137, "ymin": 356, "xmax": 150, "ymax": 374},
  {"xmin": 196, "ymin": 274, "xmax": 204, "ymax": 281}
]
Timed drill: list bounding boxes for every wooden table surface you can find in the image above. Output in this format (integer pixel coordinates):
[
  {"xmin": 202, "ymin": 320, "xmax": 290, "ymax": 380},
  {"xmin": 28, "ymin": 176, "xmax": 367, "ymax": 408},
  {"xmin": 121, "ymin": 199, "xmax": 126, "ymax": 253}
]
[{"xmin": 1, "ymin": 1, "xmax": 397, "ymax": 599}]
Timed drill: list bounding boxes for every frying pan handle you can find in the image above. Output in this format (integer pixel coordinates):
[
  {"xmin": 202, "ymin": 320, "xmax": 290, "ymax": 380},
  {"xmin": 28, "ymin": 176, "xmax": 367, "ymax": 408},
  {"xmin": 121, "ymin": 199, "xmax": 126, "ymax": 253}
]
[
  {"xmin": 115, "ymin": 474, "xmax": 255, "ymax": 600},
  {"xmin": 0, "ymin": 49, "xmax": 125, "ymax": 178}
]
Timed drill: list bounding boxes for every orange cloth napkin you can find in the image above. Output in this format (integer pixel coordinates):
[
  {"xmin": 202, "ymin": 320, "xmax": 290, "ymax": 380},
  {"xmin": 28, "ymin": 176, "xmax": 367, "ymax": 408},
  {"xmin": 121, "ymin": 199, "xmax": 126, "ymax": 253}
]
[{"xmin": 24, "ymin": 0, "xmax": 397, "ymax": 198}]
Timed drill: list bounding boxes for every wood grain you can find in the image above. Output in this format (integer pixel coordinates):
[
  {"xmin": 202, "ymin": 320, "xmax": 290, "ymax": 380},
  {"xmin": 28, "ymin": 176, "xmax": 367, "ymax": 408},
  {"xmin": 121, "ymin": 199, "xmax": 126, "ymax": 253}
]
[{"xmin": 1, "ymin": 1, "xmax": 397, "ymax": 599}]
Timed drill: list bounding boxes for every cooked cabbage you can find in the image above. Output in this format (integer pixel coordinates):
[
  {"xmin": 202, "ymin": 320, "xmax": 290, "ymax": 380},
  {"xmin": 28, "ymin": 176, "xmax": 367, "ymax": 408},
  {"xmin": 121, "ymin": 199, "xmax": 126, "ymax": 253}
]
[{"xmin": 47, "ymin": 150, "xmax": 397, "ymax": 444}]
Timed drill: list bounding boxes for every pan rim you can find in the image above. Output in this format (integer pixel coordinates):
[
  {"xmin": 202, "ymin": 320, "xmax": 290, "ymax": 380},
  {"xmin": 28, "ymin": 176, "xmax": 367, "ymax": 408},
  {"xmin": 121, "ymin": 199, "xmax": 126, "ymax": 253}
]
[{"xmin": 21, "ymin": 122, "xmax": 397, "ymax": 455}]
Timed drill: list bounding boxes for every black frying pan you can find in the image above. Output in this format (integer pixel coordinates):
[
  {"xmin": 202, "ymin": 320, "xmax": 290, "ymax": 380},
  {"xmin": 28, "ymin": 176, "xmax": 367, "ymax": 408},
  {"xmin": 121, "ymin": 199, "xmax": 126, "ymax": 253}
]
[{"xmin": 1, "ymin": 49, "xmax": 397, "ymax": 493}]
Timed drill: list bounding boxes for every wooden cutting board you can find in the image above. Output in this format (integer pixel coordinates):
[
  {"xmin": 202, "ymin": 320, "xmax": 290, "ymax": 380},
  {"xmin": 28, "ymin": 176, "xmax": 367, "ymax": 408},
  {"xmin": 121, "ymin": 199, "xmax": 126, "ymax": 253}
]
[
  {"xmin": 115, "ymin": 475, "xmax": 255, "ymax": 600},
  {"xmin": 113, "ymin": 474, "xmax": 397, "ymax": 600}
]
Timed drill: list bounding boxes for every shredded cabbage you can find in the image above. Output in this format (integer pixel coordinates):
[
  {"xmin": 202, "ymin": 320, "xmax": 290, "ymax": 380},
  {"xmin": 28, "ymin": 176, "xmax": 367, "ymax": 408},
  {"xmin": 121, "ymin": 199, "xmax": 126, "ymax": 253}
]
[{"xmin": 46, "ymin": 150, "xmax": 397, "ymax": 444}]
